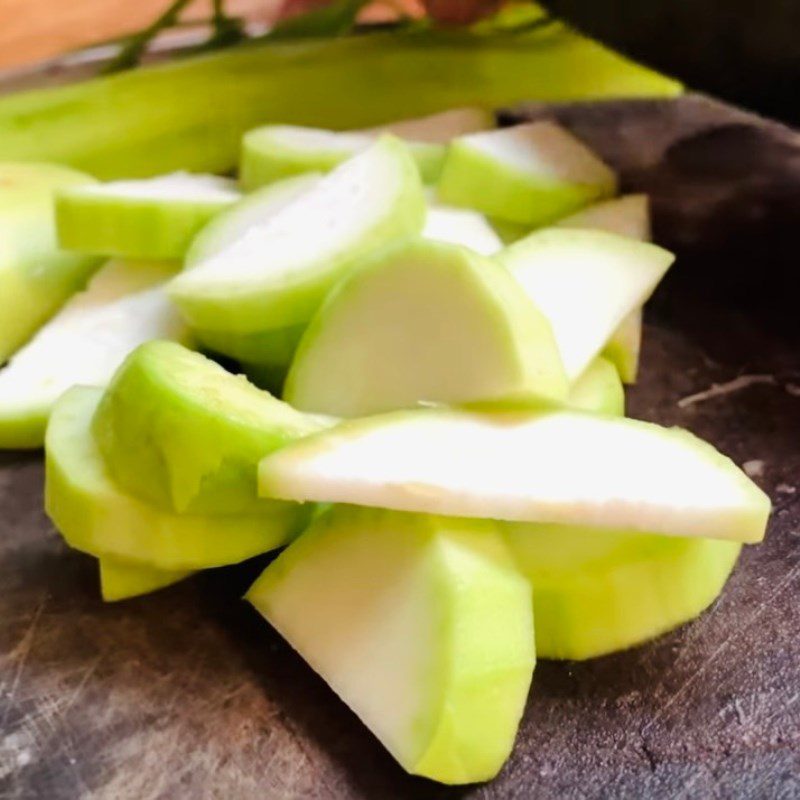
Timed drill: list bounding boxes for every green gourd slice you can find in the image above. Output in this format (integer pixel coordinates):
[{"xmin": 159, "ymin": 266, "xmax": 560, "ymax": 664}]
[
  {"xmin": 258, "ymin": 407, "xmax": 770, "ymax": 543},
  {"xmin": 496, "ymin": 228, "xmax": 673, "ymax": 381},
  {"xmin": 45, "ymin": 387, "xmax": 308, "ymax": 570},
  {"xmin": 568, "ymin": 357, "xmax": 624, "ymax": 416},
  {"xmin": 98, "ymin": 557, "xmax": 193, "ymax": 602},
  {"xmin": 0, "ymin": 260, "xmax": 187, "ymax": 449},
  {"xmin": 556, "ymin": 194, "xmax": 651, "ymax": 383},
  {"xmin": 0, "ymin": 162, "xmax": 102, "ymax": 364},
  {"xmin": 437, "ymin": 121, "xmax": 617, "ymax": 225},
  {"xmin": 93, "ymin": 341, "xmax": 332, "ymax": 514},
  {"xmin": 423, "ymin": 205, "xmax": 502, "ymax": 255},
  {"xmin": 504, "ymin": 522, "xmax": 740, "ymax": 660},
  {"xmin": 55, "ymin": 173, "xmax": 240, "ymax": 260},
  {"xmin": 241, "ymin": 107, "xmax": 494, "ymax": 189},
  {"xmin": 169, "ymin": 137, "xmax": 426, "ymax": 338},
  {"xmin": 284, "ymin": 238, "xmax": 567, "ymax": 417},
  {"xmin": 247, "ymin": 505, "xmax": 533, "ymax": 784}
]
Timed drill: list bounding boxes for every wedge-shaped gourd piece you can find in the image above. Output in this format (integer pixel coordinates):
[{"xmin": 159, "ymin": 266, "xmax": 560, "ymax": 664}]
[
  {"xmin": 169, "ymin": 137, "xmax": 426, "ymax": 340},
  {"xmin": 603, "ymin": 309, "xmax": 642, "ymax": 384},
  {"xmin": 242, "ymin": 108, "xmax": 494, "ymax": 189},
  {"xmin": 184, "ymin": 174, "xmax": 321, "ymax": 370},
  {"xmin": 556, "ymin": 195, "xmax": 651, "ymax": 383},
  {"xmin": 0, "ymin": 260, "xmax": 187, "ymax": 449},
  {"xmin": 259, "ymin": 407, "xmax": 770, "ymax": 543},
  {"xmin": 94, "ymin": 341, "xmax": 333, "ymax": 514},
  {"xmin": 423, "ymin": 205, "xmax": 502, "ymax": 255},
  {"xmin": 55, "ymin": 173, "xmax": 240, "ymax": 260},
  {"xmin": 0, "ymin": 163, "xmax": 102, "ymax": 364},
  {"xmin": 247, "ymin": 505, "xmax": 534, "ymax": 784},
  {"xmin": 556, "ymin": 194, "xmax": 651, "ymax": 241},
  {"xmin": 98, "ymin": 557, "xmax": 193, "ymax": 602},
  {"xmin": 46, "ymin": 387, "xmax": 307, "ymax": 570},
  {"xmin": 284, "ymin": 239, "xmax": 567, "ymax": 416},
  {"xmin": 437, "ymin": 121, "xmax": 616, "ymax": 225},
  {"xmin": 504, "ymin": 522, "xmax": 741, "ymax": 660},
  {"xmin": 497, "ymin": 229, "xmax": 673, "ymax": 381},
  {"xmin": 568, "ymin": 357, "xmax": 624, "ymax": 416}
]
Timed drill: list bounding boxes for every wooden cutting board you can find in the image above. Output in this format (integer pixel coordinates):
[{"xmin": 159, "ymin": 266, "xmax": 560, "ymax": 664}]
[{"xmin": 1, "ymin": 93, "xmax": 799, "ymax": 799}]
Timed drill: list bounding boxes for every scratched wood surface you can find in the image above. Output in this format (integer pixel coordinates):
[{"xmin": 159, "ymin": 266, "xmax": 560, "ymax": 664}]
[{"xmin": 1, "ymin": 92, "xmax": 800, "ymax": 799}]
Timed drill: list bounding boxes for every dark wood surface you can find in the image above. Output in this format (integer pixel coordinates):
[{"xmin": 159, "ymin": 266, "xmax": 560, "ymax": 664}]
[{"xmin": 1, "ymin": 95, "xmax": 800, "ymax": 799}]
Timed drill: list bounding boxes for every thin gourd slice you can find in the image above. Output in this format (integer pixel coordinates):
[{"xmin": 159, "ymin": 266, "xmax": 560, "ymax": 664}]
[
  {"xmin": 93, "ymin": 341, "xmax": 332, "ymax": 514},
  {"xmin": 169, "ymin": 137, "xmax": 426, "ymax": 338},
  {"xmin": 496, "ymin": 228, "xmax": 673, "ymax": 381},
  {"xmin": 247, "ymin": 505, "xmax": 533, "ymax": 784},
  {"xmin": 45, "ymin": 387, "xmax": 308, "ymax": 570},
  {"xmin": 241, "ymin": 107, "xmax": 494, "ymax": 189},
  {"xmin": 504, "ymin": 522, "xmax": 740, "ymax": 660},
  {"xmin": 568, "ymin": 357, "xmax": 624, "ymax": 416},
  {"xmin": 258, "ymin": 407, "xmax": 770, "ymax": 543},
  {"xmin": 423, "ymin": 205, "xmax": 503, "ymax": 255},
  {"xmin": 0, "ymin": 260, "xmax": 187, "ymax": 449},
  {"xmin": 556, "ymin": 194, "xmax": 651, "ymax": 383},
  {"xmin": 284, "ymin": 239, "xmax": 567, "ymax": 417},
  {"xmin": 437, "ymin": 121, "xmax": 616, "ymax": 225},
  {"xmin": 56, "ymin": 173, "xmax": 240, "ymax": 260},
  {"xmin": 98, "ymin": 557, "xmax": 193, "ymax": 602},
  {"xmin": 0, "ymin": 162, "xmax": 102, "ymax": 364}
]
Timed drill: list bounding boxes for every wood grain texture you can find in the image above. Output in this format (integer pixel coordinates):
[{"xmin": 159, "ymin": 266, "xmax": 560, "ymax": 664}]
[{"xmin": 1, "ymin": 93, "xmax": 800, "ymax": 798}]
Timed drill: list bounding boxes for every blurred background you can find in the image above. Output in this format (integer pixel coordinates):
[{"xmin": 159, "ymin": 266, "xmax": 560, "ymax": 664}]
[{"xmin": 1, "ymin": 0, "xmax": 798, "ymax": 124}]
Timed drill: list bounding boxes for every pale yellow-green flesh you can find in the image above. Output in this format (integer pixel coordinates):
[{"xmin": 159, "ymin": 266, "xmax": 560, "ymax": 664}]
[
  {"xmin": 0, "ymin": 162, "xmax": 102, "ymax": 364},
  {"xmin": 46, "ymin": 387, "xmax": 308, "ymax": 570},
  {"xmin": 568, "ymin": 357, "xmax": 625, "ymax": 416},
  {"xmin": 247, "ymin": 506, "xmax": 534, "ymax": 784},
  {"xmin": 504, "ymin": 522, "xmax": 741, "ymax": 660},
  {"xmin": 98, "ymin": 557, "xmax": 193, "ymax": 602},
  {"xmin": 285, "ymin": 238, "xmax": 568, "ymax": 416}
]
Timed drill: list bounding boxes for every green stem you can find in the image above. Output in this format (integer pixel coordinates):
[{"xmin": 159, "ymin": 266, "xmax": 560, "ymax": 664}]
[{"xmin": 102, "ymin": 0, "xmax": 194, "ymax": 75}]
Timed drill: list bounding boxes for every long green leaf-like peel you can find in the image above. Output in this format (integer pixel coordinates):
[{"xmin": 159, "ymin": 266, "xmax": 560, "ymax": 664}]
[{"xmin": 0, "ymin": 26, "xmax": 681, "ymax": 179}]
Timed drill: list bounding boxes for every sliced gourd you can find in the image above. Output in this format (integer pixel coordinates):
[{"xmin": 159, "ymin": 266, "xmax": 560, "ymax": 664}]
[
  {"xmin": 0, "ymin": 162, "xmax": 102, "ymax": 364},
  {"xmin": 504, "ymin": 522, "xmax": 740, "ymax": 660},
  {"xmin": 568, "ymin": 357, "xmax": 624, "ymax": 416},
  {"xmin": 185, "ymin": 174, "xmax": 321, "ymax": 370},
  {"xmin": 242, "ymin": 107, "xmax": 494, "ymax": 189},
  {"xmin": 496, "ymin": 228, "xmax": 673, "ymax": 381},
  {"xmin": 169, "ymin": 137, "xmax": 425, "ymax": 340},
  {"xmin": 45, "ymin": 387, "xmax": 307, "ymax": 570},
  {"xmin": 284, "ymin": 239, "xmax": 567, "ymax": 417},
  {"xmin": 437, "ymin": 121, "xmax": 616, "ymax": 225},
  {"xmin": 258, "ymin": 407, "xmax": 770, "ymax": 543},
  {"xmin": 98, "ymin": 557, "xmax": 193, "ymax": 602},
  {"xmin": 0, "ymin": 260, "xmax": 187, "ymax": 449},
  {"xmin": 423, "ymin": 205, "xmax": 503, "ymax": 255},
  {"xmin": 93, "ymin": 341, "xmax": 332, "ymax": 514},
  {"xmin": 55, "ymin": 173, "xmax": 240, "ymax": 260},
  {"xmin": 247, "ymin": 505, "xmax": 533, "ymax": 784},
  {"xmin": 556, "ymin": 195, "xmax": 651, "ymax": 383}
]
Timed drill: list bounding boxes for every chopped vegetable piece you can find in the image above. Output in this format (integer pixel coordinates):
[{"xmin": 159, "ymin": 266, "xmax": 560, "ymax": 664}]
[
  {"xmin": 94, "ymin": 341, "xmax": 332, "ymax": 514},
  {"xmin": 98, "ymin": 557, "xmax": 193, "ymax": 602},
  {"xmin": 437, "ymin": 121, "xmax": 616, "ymax": 225},
  {"xmin": 56, "ymin": 173, "xmax": 240, "ymax": 260},
  {"xmin": 568, "ymin": 357, "xmax": 625, "ymax": 416},
  {"xmin": 284, "ymin": 239, "xmax": 567, "ymax": 416},
  {"xmin": 258, "ymin": 407, "xmax": 770, "ymax": 543},
  {"xmin": 497, "ymin": 228, "xmax": 673, "ymax": 381},
  {"xmin": 169, "ymin": 137, "xmax": 425, "ymax": 338},
  {"xmin": 423, "ymin": 205, "xmax": 503, "ymax": 255},
  {"xmin": 45, "ymin": 387, "xmax": 308, "ymax": 570},
  {"xmin": 504, "ymin": 522, "xmax": 740, "ymax": 659},
  {"xmin": 0, "ymin": 163, "xmax": 102, "ymax": 364},
  {"xmin": 0, "ymin": 260, "xmax": 187, "ymax": 449},
  {"xmin": 247, "ymin": 505, "xmax": 534, "ymax": 784}
]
